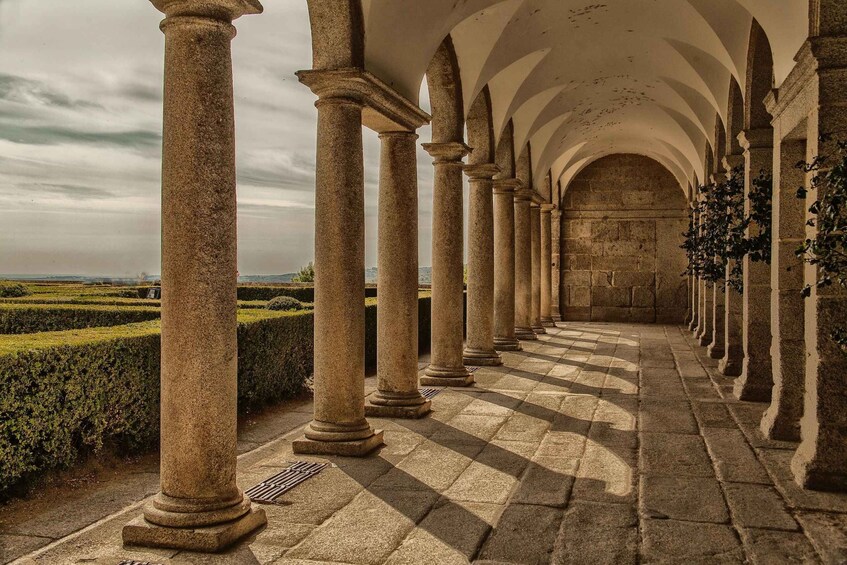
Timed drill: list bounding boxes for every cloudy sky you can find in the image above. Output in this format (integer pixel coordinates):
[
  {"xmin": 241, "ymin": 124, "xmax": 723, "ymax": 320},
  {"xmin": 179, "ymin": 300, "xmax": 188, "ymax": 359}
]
[{"xmin": 0, "ymin": 0, "xmax": 444, "ymax": 277}]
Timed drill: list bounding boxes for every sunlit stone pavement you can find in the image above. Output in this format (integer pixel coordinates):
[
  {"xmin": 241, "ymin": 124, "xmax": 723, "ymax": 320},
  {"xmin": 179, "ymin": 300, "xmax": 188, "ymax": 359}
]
[{"xmin": 10, "ymin": 324, "xmax": 847, "ymax": 564}]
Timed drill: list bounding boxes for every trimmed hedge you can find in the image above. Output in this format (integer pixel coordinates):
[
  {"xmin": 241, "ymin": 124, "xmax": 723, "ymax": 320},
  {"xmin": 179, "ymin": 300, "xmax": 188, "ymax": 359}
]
[
  {"xmin": 1, "ymin": 295, "xmax": 432, "ymax": 498},
  {"xmin": 0, "ymin": 283, "xmax": 31, "ymax": 298},
  {"xmin": 0, "ymin": 304, "xmax": 161, "ymax": 335},
  {"xmin": 235, "ymin": 285, "xmax": 379, "ymax": 302}
]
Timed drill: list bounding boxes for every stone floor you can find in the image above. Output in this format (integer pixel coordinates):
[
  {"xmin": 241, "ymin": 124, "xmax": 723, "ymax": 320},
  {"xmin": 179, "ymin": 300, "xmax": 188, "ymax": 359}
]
[{"xmin": 5, "ymin": 323, "xmax": 847, "ymax": 564}]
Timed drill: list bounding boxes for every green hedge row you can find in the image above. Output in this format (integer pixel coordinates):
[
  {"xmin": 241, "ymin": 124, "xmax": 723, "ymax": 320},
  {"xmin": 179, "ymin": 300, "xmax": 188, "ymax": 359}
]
[
  {"xmin": 0, "ymin": 295, "xmax": 432, "ymax": 498},
  {"xmin": 235, "ymin": 285, "xmax": 378, "ymax": 303},
  {"xmin": 0, "ymin": 305, "xmax": 161, "ymax": 335}
]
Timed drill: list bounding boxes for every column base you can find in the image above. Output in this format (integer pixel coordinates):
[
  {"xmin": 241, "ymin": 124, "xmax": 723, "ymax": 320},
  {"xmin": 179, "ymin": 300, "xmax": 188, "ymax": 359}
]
[
  {"xmin": 552, "ymin": 314, "xmax": 562, "ymax": 322},
  {"xmin": 698, "ymin": 334, "xmax": 713, "ymax": 347},
  {"xmin": 365, "ymin": 392, "xmax": 432, "ymax": 420},
  {"xmin": 419, "ymin": 373, "xmax": 474, "ymax": 387},
  {"xmin": 122, "ymin": 507, "xmax": 267, "ymax": 553},
  {"xmin": 463, "ymin": 347, "xmax": 503, "ymax": 366},
  {"xmin": 425, "ymin": 364, "xmax": 471, "ymax": 379},
  {"xmin": 531, "ymin": 324, "xmax": 546, "ymax": 334},
  {"xmin": 791, "ymin": 449, "xmax": 847, "ymax": 492},
  {"xmin": 515, "ymin": 327, "xmax": 538, "ymax": 340},
  {"xmin": 541, "ymin": 317, "xmax": 555, "ymax": 327},
  {"xmin": 494, "ymin": 336, "xmax": 522, "ymax": 351},
  {"xmin": 688, "ymin": 318, "xmax": 698, "ymax": 331},
  {"xmin": 760, "ymin": 408, "xmax": 800, "ymax": 442},
  {"xmin": 707, "ymin": 343, "xmax": 724, "ymax": 359},
  {"xmin": 293, "ymin": 429, "xmax": 384, "ymax": 457},
  {"xmin": 718, "ymin": 355, "xmax": 743, "ymax": 377}
]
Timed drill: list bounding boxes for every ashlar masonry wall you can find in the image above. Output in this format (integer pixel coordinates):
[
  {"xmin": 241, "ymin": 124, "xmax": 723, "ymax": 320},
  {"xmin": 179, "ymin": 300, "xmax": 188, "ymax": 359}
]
[{"xmin": 560, "ymin": 154, "xmax": 689, "ymax": 323}]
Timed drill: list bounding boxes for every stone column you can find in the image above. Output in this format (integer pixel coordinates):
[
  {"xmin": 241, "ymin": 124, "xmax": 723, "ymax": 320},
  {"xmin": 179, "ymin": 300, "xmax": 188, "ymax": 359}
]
[
  {"xmin": 366, "ymin": 132, "xmax": 431, "ymax": 417},
  {"xmin": 551, "ymin": 209, "xmax": 562, "ymax": 322},
  {"xmin": 530, "ymin": 202, "xmax": 545, "ymax": 334},
  {"xmin": 698, "ymin": 280, "xmax": 714, "ymax": 346},
  {"xmin": 720, "ymin": 156, "xmax": 745, "ymax": 375},
  {"xmin": 736, "ymin": 129, "xmax": 774, "ymax": 399},
  {"xmin": 291, "ymin": 87, "xmax": 382, "ymax": 457},
  {"xmin": 124, "ymin": 0, "xmax": 267, "ymax": 552},
  {"xmin": 463, "ymin": 163, "xmax": 503, "ymax": 366},
  {"xmin": 493, "ymin": 179, "xmax": 522, "ymax": 350},
  {"xmin": 760, "ymin": 138, "xmax": 806, "ymax": 442},
  {"xmin": 514, "ymin": 189, "xmax": 537, "ymax": 340},
  {"xmin": 540, "ymin": 204, "xmax": 554, "ymax": 326},
  {"xmin": 422, "ymin": 142, "xmax": 473, "ymax": 386},
  {"xmin": 792, "ymin": 40, "xmax": 847, "ymax": 489},
  {"xmin": 708, "ymin": 280, "xmax": 726, "ymax": 358},
  {"xmin": 688, "ymin": 209, "xmax": 700, "ymax": 332}
]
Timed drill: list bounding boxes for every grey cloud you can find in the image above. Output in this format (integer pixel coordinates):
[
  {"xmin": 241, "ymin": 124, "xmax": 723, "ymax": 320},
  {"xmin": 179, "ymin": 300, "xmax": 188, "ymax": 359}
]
[
  {"xmin": 0, "ymin": 72, "xmax": 101, "ymax": 110},
  {"xmin": 237, "ymin": 153, "xmax": 314, "ymax": 191},
  {"xmin": 0, "ymin": 122, "xmax": 161, "ymax": 149},
  {"xmin": 13, "ymin": 182, "xmax": 114, "ymax": 200}
]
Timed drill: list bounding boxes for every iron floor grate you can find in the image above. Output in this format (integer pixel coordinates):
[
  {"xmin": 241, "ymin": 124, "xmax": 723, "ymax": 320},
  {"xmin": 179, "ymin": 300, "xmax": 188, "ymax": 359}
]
[
  {"xmin": 419, "ymin": 387, "xmax": 443, "ymax": 399},
  {"xmin": 119, "ymin": 561, "xmax": 163, "ymax": 565},
  {"xmin": 245, "ymin": 461, "xmax": 328, "ymax": 504},
  {"xmin": 467, "ymin": 366, "xmax": 480, "ymax": 373}
]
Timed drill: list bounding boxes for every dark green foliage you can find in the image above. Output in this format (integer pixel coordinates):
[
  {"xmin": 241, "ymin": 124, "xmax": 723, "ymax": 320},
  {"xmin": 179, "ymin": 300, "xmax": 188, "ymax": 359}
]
[
  {"xmin": 266, "ymin": 296, "xmax": 304, "ymax": 311},
  {"xmin": 0, "ymin": 306, "xmax": 161, "ymax": 335},
  {"xmin": 682, "ymin": 166, "xmax": 771, "ymax": 293},
  {"xmin": 292, "ymin": 262, "xmax": 315, "ymax": 283},
  {"xmin": 237, "ymin": 286, "xmax": 315, "ymax": 302},
  {"xmin": 796, "ymin": 138, "xmax": 847, "ymax": 347},
  {"xmin": 0, "ymin": 283, "xmax": 31, "ymax": 298}
]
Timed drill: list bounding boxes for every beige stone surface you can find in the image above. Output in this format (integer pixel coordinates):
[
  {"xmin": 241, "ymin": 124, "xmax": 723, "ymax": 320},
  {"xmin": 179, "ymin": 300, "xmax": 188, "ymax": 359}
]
[{"xmin": 10, "ymin": 324, "xmax": 842, "ymax": 564}]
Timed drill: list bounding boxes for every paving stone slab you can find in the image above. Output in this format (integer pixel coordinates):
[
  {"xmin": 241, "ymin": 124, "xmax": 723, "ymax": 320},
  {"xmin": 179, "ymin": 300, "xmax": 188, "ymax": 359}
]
[
  {"xmin": 796, "ymin": 511, "xmax": 847, "ymax": 564},
  {"xmin": 551, "ymin": 501, "xmax": 637, "ymax": 565},
  {"xmin": 757, "ymin": 449, "xmax": 847, "ymax": 513},
  {"xmin": 738, "ymin": 527, "xmax": 820, "ymax": 565},
  {"xmin": 477, "ymin": 504, "xmax": 562, "ymax": 564},
  {"xmin": 702, "ymin": 428, "xmax": 771, "ymax": 484},
  {"xmin": 691, "ymin": 401, "xmax": 737, "ymax": 429},
  {"xmin": 639, "ymin": 432, "xmax": 714, "ymax": 477},
  {"xmin": 639, "ymin": 399, "xmax": 698, "ymax": 434},
  {"xmin": 640, "ymin": 519, "xmax": 744, "ymax": 563},
  {"xmin": 639, "ymin": 475, "xmax": 729, "ymax": 523},
  {"xmin": 572, "ymin": 444, "xmax": 637, "ymax": 504},
  {"xmin": 723, "ymin": 483, "xmax": 798, "ymax": 531}
]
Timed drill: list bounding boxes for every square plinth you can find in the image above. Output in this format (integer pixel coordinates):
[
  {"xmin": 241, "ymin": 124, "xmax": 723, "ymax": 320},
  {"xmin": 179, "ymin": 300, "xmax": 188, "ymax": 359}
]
[
  {"xmin": 419, "ymin": 374, "xmax": 475, "ymax": 387},
  {"xmin": 365, "ymin": 399, "xmax": 431, "ymax": 419},
  {"xmin": 122, "ymin": 507, "xmax": 267, "ymax": 553},
  {"xmin": 292, "ymin": 430, "xmax": 384, "ymax": 457}
]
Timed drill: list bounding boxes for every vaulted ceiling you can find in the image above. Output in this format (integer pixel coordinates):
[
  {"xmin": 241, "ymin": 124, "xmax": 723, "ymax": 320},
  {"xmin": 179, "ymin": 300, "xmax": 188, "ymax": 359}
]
[{"xmin": 358, "ymin": 0, "xmax": 808, "ymax": 199}]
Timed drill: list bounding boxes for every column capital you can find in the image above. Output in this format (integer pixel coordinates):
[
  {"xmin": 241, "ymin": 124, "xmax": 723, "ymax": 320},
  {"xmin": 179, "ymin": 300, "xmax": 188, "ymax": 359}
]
[
  {"xmin": 423, "ymin": 141, "xmax": 471, "ymax": 163},
  {"xmin": 738, "ymin": 128, "xmax": 773, "ymax": 151},
  {"xmin": 540, "ymin": 203, "xmax": 555, "ymax": 213},
  {"xmin": 464, "ymin": 163, "xmax": 500, "ymax": 180},
  {"xmin": 297, "ymin": 68, "xmax": 431, "ymax": 133},
  {"xmin": 493, "ymin": 178, "xmax": 522, "ymax": 194},
  {"xmin": 530, "ymin": 192, "xmax": 545, "ymax": 206},
  {"xmin": 514, "ymin": 188, "xmax": 534, "ymax": 202},
  {"xmin": 722, "ymin": 154, "xmax": 745, "ymax": 173},
  {"xmin": 151, "ymin": 0, "xmax": 262, "ymax": 20}
]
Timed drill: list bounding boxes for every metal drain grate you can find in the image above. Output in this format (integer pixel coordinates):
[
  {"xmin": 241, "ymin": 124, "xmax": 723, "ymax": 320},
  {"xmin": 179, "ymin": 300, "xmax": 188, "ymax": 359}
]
[
  {"xmin": 119, "ymin": 561, "xmax": 163, "ymax": 565},
  {"xmin": 466, "ymin": 366, "xmax": 480, "ymax": 373},
  {"xmin": 245, "ymin": 461, "xmax": 328, "ymax": 504},
  {"xmin": 419, "ymin": 387, "xmax": 443, "ymax": 399}
]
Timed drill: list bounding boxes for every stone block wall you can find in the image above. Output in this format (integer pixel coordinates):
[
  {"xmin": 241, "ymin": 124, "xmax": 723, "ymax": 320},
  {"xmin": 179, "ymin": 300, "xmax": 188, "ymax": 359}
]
[{"xmin": 559, "ymin": 154, "xmax": 689, "ymax": 323}]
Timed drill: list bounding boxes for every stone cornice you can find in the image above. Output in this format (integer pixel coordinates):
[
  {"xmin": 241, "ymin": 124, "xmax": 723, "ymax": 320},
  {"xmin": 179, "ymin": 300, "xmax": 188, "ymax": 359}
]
[
  {"xmin": 464, "ymin": 163, "xmax": 500, "ymax": 180},
  {"xmin": 562, "ymin": 209, "xmax": 688, "ymax": 220},
  {"xmin": 297, "ymin": 68, "xmax": 431, "ymax": 133},
  {"xmin": 423, "ymin": 141, "xmax": 471, "ymax": 163},
  {"xmin": 738, "ymin": 128, "xmax": 773, "ymax": 151},
  {"xmin": 151, "ymin": 0, "xmax": 262, "ymax": 20},
  {"xmin": 765, "ymin": 41, "xmax": 816, "ymax": 121},
  {"xmin": 540, "ymin": 204, "xmax": 555, "ymax": 213},
  {"xmin": 514, "ymin": 188, "xmax": 535, "ymax": 202}
]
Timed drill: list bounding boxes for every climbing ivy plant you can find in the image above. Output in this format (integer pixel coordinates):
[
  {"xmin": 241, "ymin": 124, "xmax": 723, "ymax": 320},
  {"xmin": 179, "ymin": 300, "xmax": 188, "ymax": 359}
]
[
  {"xmin": 683, "ymin": 167, "xmax": 747, "ymax": 290},
  {"xmin": 796, "ymin": 138, "xmax": 847, "ymax": 348}
]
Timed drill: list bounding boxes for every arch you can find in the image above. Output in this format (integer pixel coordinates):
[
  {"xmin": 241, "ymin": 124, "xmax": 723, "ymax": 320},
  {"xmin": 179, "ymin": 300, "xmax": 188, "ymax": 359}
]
[
  {"xmin": 745, "ymin": 20, "xmax": 774, "ymax": 131},
  {"xmin": 467, "ymin": 86, "xmax": 495, "ymax": 166},
  {"xmin": 713, "ymin": 114, "xmax": 727, "ymax": 174},
  {"xmin": 426, "ymin": 35, "xmax": 465, "ymax": 144},
  {"xmin": 305, "ymin": 0, "xmax": 364, "ymax": 70},
  {"xmin": 516, "ymin": 143, "xmax": 532, "ymax": 189},
  {"xmin": 726, "ymin": 78, "xmax": 745, "ymax": 156},
  {"xmin": 495, "ymin": 119, "xmax": 516, "ymax": 179}
]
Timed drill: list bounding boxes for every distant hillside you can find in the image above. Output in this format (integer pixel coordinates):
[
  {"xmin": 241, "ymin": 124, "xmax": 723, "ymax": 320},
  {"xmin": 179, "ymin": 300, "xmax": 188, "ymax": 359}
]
[{"xmin": 365, "ymin": 267, "xmax": 432, "ymax": 284}]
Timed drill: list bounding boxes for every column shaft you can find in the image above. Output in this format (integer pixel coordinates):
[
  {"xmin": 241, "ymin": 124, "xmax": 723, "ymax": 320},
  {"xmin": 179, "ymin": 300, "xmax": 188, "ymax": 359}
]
[
  {"xmin": 125, "ymin": 0, "xmax": 266, "ymax": 551},
  {"xmin": 293, "ymin": 95, "xmax": 381, "ymax": 456},
  {"xmin": 708, "ymin": 282, "xmax": 726, "ymax": 358},
  {"xmin": 463, "ymin": 164, "xmax": 502, "ymax": 366},
  {"xmin": 761, "ymin": 139, "xmax": 806, "ymax": 441},
  {"xmin": 367, "ymin": 132, "xmax": 430, "ymax": 417},
  {"xmin": 493, "ymin": 180, "xmax": 521, "ymax": 350},
  {"xmin": 530, "ymin": 203, "xmax": 545, "ymax": 334},
  {"xmin": 514, "ymin": 190, "xmax": 536, "ymax": 340},
  {"xmin": 736, "ymin": 130, "xmax": 774, "ymax": 399},
  {"xmin": 540, "ymin": 206, "xmax": 554, "ymax": 326},
  {"xmin": 422, "ymin": 142, "xmax": 472, "ymax": 385},
  {"xmin": 551, "ymin": 210, "xmax": 562, "ymax": 321}
]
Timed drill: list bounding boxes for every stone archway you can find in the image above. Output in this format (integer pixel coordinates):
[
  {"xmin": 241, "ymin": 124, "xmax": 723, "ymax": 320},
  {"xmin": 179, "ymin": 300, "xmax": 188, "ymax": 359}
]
[{"xmin": 560, "ymin": 154, "xmax": 689, "ymax": 323}]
